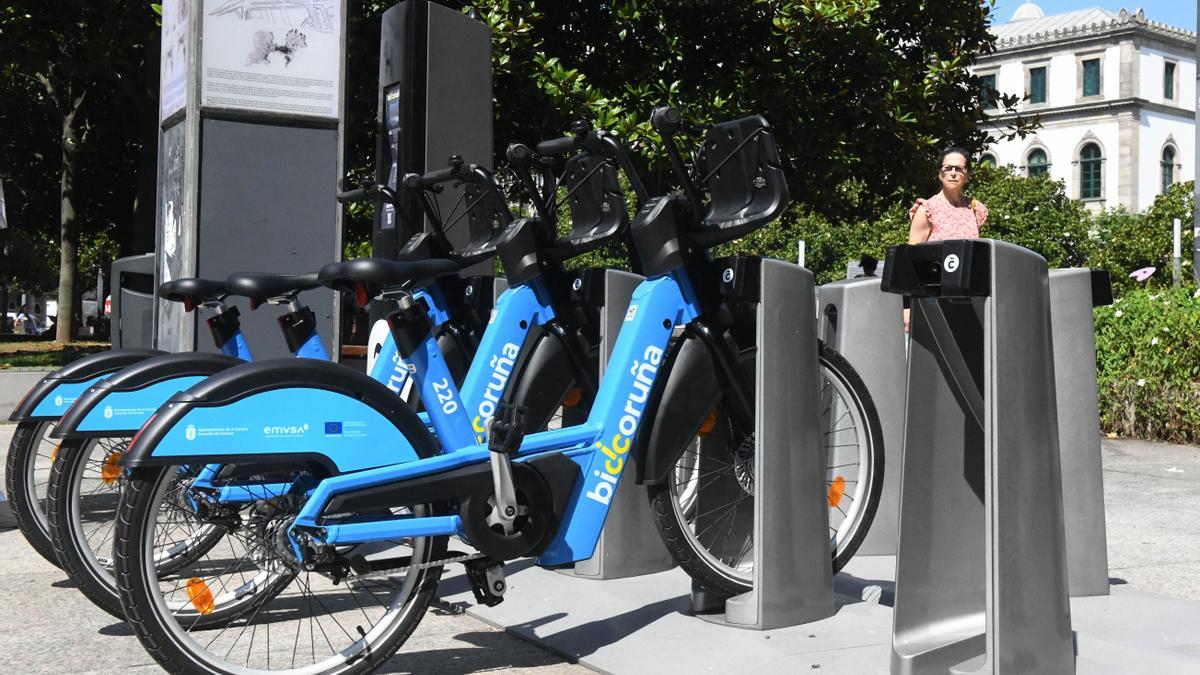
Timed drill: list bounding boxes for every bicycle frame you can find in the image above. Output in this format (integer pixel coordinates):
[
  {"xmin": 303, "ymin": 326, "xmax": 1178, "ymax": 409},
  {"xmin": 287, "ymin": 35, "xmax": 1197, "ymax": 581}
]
[
  {"xmin": 198, "ymin": 278, "xmax": 560, "ymax": 506},
  {"xmin": 290, "ymin": 268, "xmax": 701, "ymax": 566}
]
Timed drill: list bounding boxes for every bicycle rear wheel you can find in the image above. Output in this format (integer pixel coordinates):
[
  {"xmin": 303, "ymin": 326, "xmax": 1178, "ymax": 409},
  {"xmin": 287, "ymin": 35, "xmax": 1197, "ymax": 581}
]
[
  {"xmin": 5, "ymin": 421, "xmax": 62, "ymax": 566},
  {"xmin": 48, "ymin": 436, "xmax": 226, "ymax": 617},
  {"xmin": 115, "ymin": 463, "xmax": 444, "ymax": 674},
  {"xmin": 648, "ymin": 342, "xmax": 884, "ymax": 596}
]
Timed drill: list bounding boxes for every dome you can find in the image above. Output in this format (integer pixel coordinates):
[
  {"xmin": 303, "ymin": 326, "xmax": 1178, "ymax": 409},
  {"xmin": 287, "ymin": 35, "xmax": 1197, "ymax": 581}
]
[{"xmin": 1010, "ymin": 1, "xmax": 1046, "ymax": 21}]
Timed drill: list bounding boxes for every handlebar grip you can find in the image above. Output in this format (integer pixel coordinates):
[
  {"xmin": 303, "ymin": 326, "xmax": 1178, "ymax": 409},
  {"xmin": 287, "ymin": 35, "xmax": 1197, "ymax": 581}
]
[
  {"xmin": 403, "ymin": 166, "xmax": 458, "ymax": 189},
  {"xmin": 506, "ymin": 143, "xmax": 533, "ymax": 166},
  {"xmin": 534, "ymin": 136, "xmax": 577, "ymax": 157},
  {"xmin": 651, "ymin": 106, "xmax": 683, "ymax": 136},
  {"xmin": 336, "ymin": 188, "xmax": 369, "ymax": 203}
]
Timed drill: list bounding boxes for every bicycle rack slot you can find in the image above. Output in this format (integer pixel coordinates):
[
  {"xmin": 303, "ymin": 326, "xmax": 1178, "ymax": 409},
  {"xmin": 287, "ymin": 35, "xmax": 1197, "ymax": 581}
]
[
  {"xmin": 817, "ymin": 277, "xmax": 905, "ymax": 556},
  {"xmin": 690, "ymin": 257, "xmax": 836, "ymax": 629},
  {"xmin": 1048, "ymin": 268, "xmax": 1111, "ymax": 598},
  {"xmin": 559, "ymin": 269, "xmax": 676, "ymax": 580},
  {"xmin": 886, "ymin": 239, "xmax": 1074, "ymax": 674}
]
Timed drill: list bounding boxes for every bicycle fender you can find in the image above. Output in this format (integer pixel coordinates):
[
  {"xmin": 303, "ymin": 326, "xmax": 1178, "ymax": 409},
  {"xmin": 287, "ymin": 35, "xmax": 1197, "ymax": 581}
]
[
  {"xmin": 633, "ymin": 332, "xmax": 721, "ymax": 486},
  {"xmin": 53, "ymin": 352, "xmax": 245, "ymax": 438},
  {"xmin": 121, "ymin": 358, "xmax": 438, "ymax": 474},
  {"xmin": 9, "ymin": 348, "xmax": 164, "ymax": 423},
  {"xmin": 505, "ymin": 329, "xmax": 577, "ymax": 433}
]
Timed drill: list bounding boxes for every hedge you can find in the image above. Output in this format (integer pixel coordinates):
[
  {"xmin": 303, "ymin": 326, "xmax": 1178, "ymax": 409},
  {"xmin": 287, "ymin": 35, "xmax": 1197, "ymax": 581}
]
[{"xmin": 1094, "ymin": 286, "xmax": 1200, "ymax": 443}]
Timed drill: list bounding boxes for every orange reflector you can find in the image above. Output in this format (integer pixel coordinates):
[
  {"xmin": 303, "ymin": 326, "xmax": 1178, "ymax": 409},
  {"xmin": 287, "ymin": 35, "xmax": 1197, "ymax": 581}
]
[
  {"xmin": 51, "ymin": 444, "xmax": 61, "ymax": 464},
  {"xmin": 101, "ymin": 450, "xmax": 123, "ymax": 485},
  {"xmin": 562, "ymin": 387, "xmax": 583, "ymax": 408},
  {"xmin": 697, "ymin": 409, "xmax": 718, "ymax": 437},
  {"xmin": 828, "ymin": 476, "xmax": 847, "ymax": 508},
  {"xmin": 187, "ymin": 577, "xmax": 216, "ymax": 615}
]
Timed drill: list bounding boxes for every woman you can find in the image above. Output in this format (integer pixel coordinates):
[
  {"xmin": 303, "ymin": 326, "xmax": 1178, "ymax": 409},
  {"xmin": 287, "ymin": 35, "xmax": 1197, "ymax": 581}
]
[{"xmin": 903, "ymin": 147, "xmax": 989, "ymax": 332}]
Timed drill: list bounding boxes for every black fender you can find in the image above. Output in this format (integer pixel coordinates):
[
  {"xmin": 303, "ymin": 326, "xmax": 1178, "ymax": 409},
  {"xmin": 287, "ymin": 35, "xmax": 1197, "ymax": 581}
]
[
  {"xmin": 633, "ymin": 332, "xmax": 722, "ymax": 486},
  {"xmin": 505, "ymin": 324, "xmax": 594, "ymax": 432},
  {"xmin": 8, "ymin": 348, "xmax": 164, "ymax": 422},
  {"xmin": 121, "ymin": 358, "xmax": 439, "ymax": 474},
  {"xmin": 53, "ymin": 352, "xmax": 245, "ymax": 438},
  {"xmin": 436, "ymin": 325, "xmax": 474, "ymax": 386}
]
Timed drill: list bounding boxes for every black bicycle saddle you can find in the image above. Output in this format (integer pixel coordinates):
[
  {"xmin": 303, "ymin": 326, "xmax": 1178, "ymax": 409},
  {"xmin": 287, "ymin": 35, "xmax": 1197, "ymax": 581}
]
[
  {"xmin": 225, "ymin": 272, "xmax": 322, "ymax": 305},
  {"xmin": 317, "ymin": 258, "xmax": 460, "ymax": 295},
  {"xmin": 159, "ymin": 278, "xmax": 228, "ymax": 306}
]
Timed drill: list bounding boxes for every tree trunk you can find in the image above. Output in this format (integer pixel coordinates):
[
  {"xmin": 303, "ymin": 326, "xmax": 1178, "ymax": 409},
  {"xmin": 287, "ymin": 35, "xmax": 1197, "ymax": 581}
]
[{"xmin": 55, "ymin": 93, "xmax": 85, "ymax": 343}]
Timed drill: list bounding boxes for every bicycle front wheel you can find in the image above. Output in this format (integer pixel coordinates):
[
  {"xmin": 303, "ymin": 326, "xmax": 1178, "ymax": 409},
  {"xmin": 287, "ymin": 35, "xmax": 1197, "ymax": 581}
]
[
  {"xmin": 648, "ymin": 342, "xmax": 884, "ymax": 596},
  {"xmin": 115, "ymin": 463, "xmax": 444, "ymax": 674}
]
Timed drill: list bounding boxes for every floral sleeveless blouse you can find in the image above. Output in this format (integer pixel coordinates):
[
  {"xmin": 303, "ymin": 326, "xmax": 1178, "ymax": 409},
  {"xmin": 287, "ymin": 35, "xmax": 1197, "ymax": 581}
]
[{"xmin": 908, "ymin": 192, "xmax": 988, "ymax": 241}]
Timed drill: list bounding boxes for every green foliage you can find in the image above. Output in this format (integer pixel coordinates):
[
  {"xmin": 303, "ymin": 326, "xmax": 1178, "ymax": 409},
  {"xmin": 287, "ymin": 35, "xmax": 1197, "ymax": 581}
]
[
  {"xmin": 1086, "ymin": 182, "xmax": 1195, "ymax": 293},
  {"xmin": 78, "ymin": 229, "xmax": 122, "ymax": 280},
  {"xmin": 964, "ymin": 166, "xmax": 1093, "ymax": 268},
  {"xmin": 0, "ymin": 1, "xmax": 160, "ymax": 295},
  {"xmin": 474, "ymin": 0, "xmax": 1027, "ymax": 222},
  {"xmin": 1094, "ymin": 287, "xmax": 1200, "ymax": 443}
]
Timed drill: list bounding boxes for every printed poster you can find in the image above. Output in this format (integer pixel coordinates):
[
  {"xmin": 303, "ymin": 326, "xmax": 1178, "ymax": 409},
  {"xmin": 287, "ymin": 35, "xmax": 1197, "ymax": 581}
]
[
  {"xmin": 160, "ymin": 0, "xmax": 189, "ymax": 121},
  {"xmin": 201, "ymin": 1, "xmax": 341, "ymax": 119}
]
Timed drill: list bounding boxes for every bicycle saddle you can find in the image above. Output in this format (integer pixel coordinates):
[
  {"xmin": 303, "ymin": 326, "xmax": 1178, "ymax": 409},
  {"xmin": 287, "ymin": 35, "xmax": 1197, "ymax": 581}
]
[
  {"xmin": 225, "ymin": 272, "xmax": 322, "ymax": 306},
  {"xmin": 318, "ymin": 258, "xmax": 460, "ymax": 295},
  {"xmin": 545, "ymin": 152, "xmax": 628, "ymax": 260},
  {"xmin": 159, "ymin": 278, "xmax": 228, "ymax": 306},
  {"xmin": 688, "ymin": 115, "xmax": 788, "ymax": 248}
]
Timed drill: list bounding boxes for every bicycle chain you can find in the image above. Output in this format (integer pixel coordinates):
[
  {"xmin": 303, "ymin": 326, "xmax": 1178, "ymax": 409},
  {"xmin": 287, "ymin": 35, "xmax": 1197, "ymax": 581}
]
[{"xmin": 346, "ymin": 551, "xmax": 486, "ymax": 583}]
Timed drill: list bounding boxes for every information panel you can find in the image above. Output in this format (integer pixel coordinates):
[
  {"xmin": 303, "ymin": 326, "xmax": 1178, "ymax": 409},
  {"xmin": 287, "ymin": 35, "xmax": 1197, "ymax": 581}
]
[
  {"xmin": 200, "ymin": 0, "xmax": 341, "ymax": 119},
  {"xmin": 159, "ymin": 0, "xmax": 189, "ymax": 121}
]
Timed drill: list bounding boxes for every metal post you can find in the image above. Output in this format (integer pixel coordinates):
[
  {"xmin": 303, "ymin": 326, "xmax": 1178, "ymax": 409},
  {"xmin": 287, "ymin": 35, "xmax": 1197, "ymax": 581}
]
[
  {"xmin": 1174, "ymin": 218, "xmax": 1182, "ymax": 288},
  {"xmin": 817, "ymin": 278, "xmax": 905, "ymax": 555},
  {"xmin": 563, "ymin": 269, "xmax": 675, "ymax": 580},
  {"xmin": 885, "ymin": 239, "xmax": 1073, "ymax": 675},
  {"xmin": 1048, "ymin": 268, "xmax": 1112, "ymax": 597},
  {"xmin": 696, "ymin": 257, "xmax": 835, "ymax": 630}
]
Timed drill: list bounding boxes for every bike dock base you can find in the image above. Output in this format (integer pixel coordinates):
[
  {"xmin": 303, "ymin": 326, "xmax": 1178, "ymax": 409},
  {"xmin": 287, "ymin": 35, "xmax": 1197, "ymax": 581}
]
[{"xmin": 435, "ymin": 557, "xmax": 1200, "ymax": 673}]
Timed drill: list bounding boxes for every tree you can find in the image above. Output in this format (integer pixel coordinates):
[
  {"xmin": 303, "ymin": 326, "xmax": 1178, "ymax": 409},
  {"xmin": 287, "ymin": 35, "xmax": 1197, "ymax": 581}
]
[
  {"xmin": 0, "ymin": 3, "xmax": 159, "ymax": 341},
  {"xmin": 472, "ymin": 0, "xmax": 1031, "ymax": 221}
]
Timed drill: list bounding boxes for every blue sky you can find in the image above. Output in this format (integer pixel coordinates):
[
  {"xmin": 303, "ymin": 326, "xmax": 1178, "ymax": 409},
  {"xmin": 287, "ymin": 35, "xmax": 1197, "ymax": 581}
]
[{"xmin": 990, "ymin": 0, "xmax": 1196, "ymax": 32}]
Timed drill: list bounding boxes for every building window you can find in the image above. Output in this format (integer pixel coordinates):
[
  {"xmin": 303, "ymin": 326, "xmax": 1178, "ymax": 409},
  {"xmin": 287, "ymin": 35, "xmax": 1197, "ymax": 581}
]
[
  {"xmin": 1079, "ymin": 143, "xmax": 1102, "ymax": 199},
  {"xmin": 1082, "ymin": 59, "xmax": 1100, "ymax": 97},
  {"xmin": 1162, "ymin": 146, "xmax": 1176, "ymax": 194},
  {"xmin": 1026, "ymin": 149, "xmax": 1049, "ymax": 177},
  {"xmin": 1164, "ymin": 62, "xmax": 1177, "ymax": 100},
  {"xmin": 980, "ymin": 153, "xmax": 997, "ymax": 169},
  {"xmin": 980, "ymin": 73, "xmax": 997, "ymax": 109},
  {"xmin": 1028, "ymin": 66, "xmax": 1047, "ymax": 104}
]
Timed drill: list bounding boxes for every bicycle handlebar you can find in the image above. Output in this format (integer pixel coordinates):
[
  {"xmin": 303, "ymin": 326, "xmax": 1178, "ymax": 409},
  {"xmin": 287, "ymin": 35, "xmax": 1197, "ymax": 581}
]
[
  {"xmin": 534, "ymin": 136, "xmax": 578, "ymax": 157},
  {"xmin": 650, "ymin": 106, "xmax": 702, "ymax": 210}
]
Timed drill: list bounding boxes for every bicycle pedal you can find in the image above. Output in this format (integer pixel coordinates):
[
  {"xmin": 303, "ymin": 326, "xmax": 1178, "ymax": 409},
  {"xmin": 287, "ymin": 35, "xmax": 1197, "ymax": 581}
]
[
  {"xmin": 487, "ymin": 403, "xmax": 527, "ymax": 456},
  {"xmin": 464, "ymin": 558, "xmax": 506, "ymax": 607}
]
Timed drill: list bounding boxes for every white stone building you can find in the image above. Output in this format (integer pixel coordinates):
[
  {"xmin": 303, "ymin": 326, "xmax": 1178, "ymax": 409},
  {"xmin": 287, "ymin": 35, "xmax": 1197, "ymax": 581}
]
[{"xmin": 974, "ymin": 3, "xmax": 1195, "ymax": 212}]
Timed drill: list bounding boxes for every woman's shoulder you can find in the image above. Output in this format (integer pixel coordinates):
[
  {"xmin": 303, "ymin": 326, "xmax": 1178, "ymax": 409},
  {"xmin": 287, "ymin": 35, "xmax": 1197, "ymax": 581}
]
[{"xmin": 909, "ymin": 193, "xmax": 944, "ymax": 219}]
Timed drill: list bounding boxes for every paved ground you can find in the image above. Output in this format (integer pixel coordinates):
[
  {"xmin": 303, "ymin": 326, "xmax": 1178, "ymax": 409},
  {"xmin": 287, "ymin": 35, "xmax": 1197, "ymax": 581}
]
[
  {"xmin": 4, "ymin": 422, "xmax": 1200, "ymax": 672},
  {"xmin": 0, "ymin": 424, "xmax": 589, "ymax": 675},
  {"xmin": 1101, "ymin": 437, "xmax": 1200, "ymax": 601}
]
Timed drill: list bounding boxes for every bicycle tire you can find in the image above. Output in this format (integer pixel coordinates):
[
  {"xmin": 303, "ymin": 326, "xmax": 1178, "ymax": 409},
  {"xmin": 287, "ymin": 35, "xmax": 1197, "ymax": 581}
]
[
  {"xmin": 115, "ymin": 463, "xmax": 444, "ymax": 674},
  {"xmin": 48, "ymin": 436, "xmax": 225, "ymax": 618},
  {"xmin": 647, "ymin": 341, "xmax": 884, "ymax": 596},
  {"xmin": 5, "ymin": 420, "xmax": 61, "ymax": 566}
]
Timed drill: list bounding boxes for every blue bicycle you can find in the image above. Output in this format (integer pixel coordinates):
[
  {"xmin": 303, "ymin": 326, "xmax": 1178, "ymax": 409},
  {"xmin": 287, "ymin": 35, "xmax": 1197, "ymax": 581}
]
[{"xmin": 111, "ymin": 111, "xmax": 882, "ymax": 674}]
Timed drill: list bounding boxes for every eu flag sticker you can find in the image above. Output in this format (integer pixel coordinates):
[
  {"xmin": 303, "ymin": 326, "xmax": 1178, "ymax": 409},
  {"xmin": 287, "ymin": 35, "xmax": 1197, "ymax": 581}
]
[{"xmin": 324, "ymin": 422, "xmax": 343, "ymax": 435}]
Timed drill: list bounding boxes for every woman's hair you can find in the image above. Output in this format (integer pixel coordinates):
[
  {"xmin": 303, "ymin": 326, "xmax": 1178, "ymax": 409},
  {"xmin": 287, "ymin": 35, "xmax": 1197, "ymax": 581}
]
[{"xmin": 937, "ymin": 146, "xmax": 973, "ymax": 170}]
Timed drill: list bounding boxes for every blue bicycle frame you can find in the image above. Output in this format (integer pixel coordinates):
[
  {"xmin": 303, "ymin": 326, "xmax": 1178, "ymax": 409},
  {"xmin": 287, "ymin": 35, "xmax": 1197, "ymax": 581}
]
[{"xmin": 289, "ymin": 268, "xmax": 701, "ymax": 566}]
